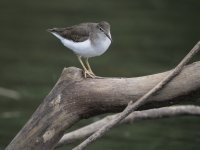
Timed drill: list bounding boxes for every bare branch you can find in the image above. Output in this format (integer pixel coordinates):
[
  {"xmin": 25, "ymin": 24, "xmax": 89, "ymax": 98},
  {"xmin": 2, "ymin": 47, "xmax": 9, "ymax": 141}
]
[
  {"xmin": 5, "ymin": 42, "xmax": 200, "ymax": 150},
  {"xmin": 57, "ymin": 105, "xmax": 200, "ymax": 147},
  {"xmin": 73, "ymin": 41, "xmax": 200, "ymax": 150}
]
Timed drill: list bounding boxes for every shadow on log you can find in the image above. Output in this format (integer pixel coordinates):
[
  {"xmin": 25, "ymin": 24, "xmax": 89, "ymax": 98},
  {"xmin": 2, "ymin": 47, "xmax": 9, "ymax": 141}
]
[{"xmin": 5, "ymin": 61, "xmax": 200, "ymax": 150}]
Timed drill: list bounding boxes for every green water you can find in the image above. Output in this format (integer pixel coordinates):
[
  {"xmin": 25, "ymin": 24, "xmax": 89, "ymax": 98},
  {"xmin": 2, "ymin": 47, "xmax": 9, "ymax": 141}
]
[{"xmin": 1, "ymin": 0, "xmax": 200, "ymax": 149}]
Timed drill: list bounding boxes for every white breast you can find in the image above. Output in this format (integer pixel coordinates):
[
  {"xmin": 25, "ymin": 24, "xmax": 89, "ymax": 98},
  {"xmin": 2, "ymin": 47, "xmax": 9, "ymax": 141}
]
[
  {"xmin": 51, "ymin": 33, "xmax": 111, "ymax": 58},
  {"xmin": 93, "ymin": 36, "xmax": 111, "ymax": 55}
]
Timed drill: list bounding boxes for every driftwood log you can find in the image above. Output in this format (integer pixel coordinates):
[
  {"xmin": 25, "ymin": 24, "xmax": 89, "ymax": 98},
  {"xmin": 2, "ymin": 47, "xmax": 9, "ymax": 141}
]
[{"xmin": 5, "ymin": 61, "xmax": 200, "ymax": 150}]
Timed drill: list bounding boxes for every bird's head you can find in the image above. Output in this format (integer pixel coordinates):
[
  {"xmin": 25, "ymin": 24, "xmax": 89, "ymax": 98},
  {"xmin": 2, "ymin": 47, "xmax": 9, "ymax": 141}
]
[{"xmin": 97, "ymin": 21, "xmax": 112, "ymax": 41}]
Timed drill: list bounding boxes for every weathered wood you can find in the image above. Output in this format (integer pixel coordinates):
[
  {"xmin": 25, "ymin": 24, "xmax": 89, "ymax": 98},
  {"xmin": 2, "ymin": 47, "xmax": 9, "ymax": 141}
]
[
  {"xmin": 5, "ymin": 68, "xmax": 83, "ymax": 150},
  {"xmin": 5, "ymin": 61, "xmax": 200, "ymax": 150}
]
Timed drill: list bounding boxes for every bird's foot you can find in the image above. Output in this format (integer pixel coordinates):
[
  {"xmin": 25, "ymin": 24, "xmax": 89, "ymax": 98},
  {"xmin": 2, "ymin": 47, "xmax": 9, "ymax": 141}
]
[{"xmin": 83, "ymin": 70, "xmax": 96, "ymax": 78}]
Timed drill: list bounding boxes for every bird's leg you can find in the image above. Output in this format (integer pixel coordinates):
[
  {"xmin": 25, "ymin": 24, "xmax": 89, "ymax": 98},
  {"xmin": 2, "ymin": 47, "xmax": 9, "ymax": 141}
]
[
  {"xmin": 85, "ymin": 58, "xmax": 95, "ymax": 76},
  {"xmin": 77, "ymin": 55, "xmax": 87, "ymax": 71},
  {"xmin": 77, "ymin": 56, "xmax": 95, "ymax": 78}
]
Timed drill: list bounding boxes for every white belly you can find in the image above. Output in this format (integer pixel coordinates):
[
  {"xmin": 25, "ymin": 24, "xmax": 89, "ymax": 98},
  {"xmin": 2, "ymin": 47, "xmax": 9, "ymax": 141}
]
[{"xmin": 52, "ymin": 33, "xmax": 111, "ymax": 58}]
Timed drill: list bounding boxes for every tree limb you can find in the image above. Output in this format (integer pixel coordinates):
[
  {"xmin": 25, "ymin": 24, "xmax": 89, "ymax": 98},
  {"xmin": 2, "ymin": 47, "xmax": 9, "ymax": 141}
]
[
  {"xmin": 5, "ymin": 42, "xmax": 200, "ymax": 150},
  {"xmin": 73, "ymin": 41, "xmax": 200, "ymax": 150},
  {"xmin": 57, "ymin": 105, "xmax": 200, "ymax": 147}
]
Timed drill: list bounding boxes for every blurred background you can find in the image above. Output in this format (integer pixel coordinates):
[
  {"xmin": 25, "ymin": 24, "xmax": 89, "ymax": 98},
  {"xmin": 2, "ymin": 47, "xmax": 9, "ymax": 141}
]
[{"xmin": 1, "ymin": 0, "xmax": 200, "ymax": 149}]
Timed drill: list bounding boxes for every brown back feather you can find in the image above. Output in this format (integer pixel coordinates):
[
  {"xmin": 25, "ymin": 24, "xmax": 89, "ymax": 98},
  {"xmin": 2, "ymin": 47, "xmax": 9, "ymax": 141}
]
[{"xmin": 50, "ymin": 25, "xmax": 90, "ymax": 42}]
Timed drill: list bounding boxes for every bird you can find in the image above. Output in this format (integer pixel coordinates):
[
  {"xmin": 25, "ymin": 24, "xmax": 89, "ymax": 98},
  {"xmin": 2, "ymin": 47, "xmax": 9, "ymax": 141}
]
[{"xmin": 47, "ymin": 21, "xmax": 112, "ymax": 78}]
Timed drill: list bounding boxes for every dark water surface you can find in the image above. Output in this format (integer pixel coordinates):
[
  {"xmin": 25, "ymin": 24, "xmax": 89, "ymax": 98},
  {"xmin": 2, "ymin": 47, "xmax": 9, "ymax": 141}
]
[{"xmin": 1, "ymin": 0, "xmax": 200, "ymax": 149}]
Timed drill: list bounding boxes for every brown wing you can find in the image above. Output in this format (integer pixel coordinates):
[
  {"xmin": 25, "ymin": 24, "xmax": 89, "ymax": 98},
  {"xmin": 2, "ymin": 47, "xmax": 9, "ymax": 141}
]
[
  {"xmin": 64, "ymin": 26, "xmax": 90, "ymax": 42},
  {"xmin": 48, "ymin": 24, "xmax": 90, "ymax": 42}
]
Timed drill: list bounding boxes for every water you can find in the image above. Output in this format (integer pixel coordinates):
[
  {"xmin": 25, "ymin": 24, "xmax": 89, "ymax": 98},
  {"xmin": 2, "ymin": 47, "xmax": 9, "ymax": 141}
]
[{"xmin": 0, "ymin": 0, "xmax": 200, "ymax": 149}]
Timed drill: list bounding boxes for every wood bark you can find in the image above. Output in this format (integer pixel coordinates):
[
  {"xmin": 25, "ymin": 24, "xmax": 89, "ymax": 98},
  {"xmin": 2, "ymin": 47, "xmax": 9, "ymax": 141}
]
[{"xmin": 5, "ymin": 61, "xmax": 200, "ymax": 150}]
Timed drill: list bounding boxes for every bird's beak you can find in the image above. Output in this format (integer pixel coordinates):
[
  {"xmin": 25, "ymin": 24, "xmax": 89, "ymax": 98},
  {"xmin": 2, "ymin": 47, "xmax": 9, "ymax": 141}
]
[{"xmin": 105, "ymin": 32, "xmax": 112, "ymax": 41}]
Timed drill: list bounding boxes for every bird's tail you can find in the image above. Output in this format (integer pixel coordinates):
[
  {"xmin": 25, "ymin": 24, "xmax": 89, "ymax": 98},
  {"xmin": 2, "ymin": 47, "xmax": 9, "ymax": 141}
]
[{"xmin": 46, "ymin": 28, "xmax": 65, "ymax": 33}]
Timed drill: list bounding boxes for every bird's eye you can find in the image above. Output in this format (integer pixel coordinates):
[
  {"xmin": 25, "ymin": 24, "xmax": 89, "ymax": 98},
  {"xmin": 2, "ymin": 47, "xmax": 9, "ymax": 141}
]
[{"xmin": 99, "ymin": 27, "xmax": 103, "ymax": 31}]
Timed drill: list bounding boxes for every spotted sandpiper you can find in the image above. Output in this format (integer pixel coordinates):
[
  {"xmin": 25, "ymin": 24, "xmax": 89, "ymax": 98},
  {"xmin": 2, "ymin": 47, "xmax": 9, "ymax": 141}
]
[{"xmin": 47, "ymin": 21, "xmax": 112, "ymax": 78}]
